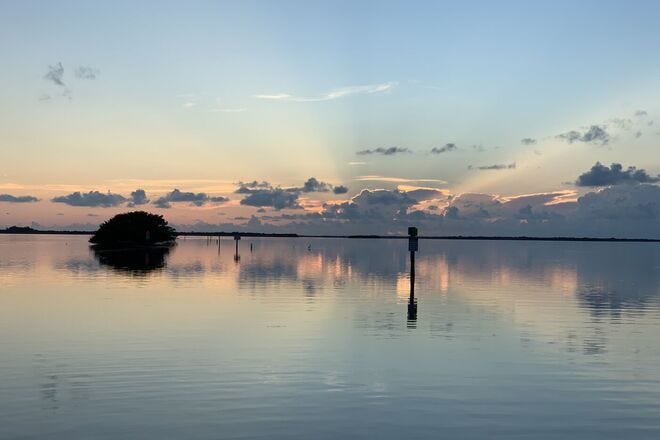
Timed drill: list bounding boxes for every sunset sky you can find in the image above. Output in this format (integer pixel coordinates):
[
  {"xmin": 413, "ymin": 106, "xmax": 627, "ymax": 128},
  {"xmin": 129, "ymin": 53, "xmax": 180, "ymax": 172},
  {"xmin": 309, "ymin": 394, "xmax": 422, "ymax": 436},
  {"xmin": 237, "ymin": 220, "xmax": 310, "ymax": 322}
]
[{"xmin": 1, "ymin": 1, "xmax": 660, "ymax": 237}]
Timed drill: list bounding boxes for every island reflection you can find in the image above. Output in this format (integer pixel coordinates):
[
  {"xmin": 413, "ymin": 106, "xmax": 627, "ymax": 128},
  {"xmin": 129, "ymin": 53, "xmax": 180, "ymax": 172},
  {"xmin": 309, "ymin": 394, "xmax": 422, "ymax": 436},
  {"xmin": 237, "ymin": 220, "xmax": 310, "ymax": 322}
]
[{"xmin": 92, "ymin": 244, "xmax": 174, "ymax": 275}]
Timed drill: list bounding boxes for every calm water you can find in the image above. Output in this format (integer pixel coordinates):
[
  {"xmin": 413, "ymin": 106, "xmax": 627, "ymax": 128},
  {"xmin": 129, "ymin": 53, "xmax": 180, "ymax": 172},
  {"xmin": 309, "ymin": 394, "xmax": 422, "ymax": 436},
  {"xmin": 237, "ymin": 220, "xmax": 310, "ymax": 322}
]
[{"xmin": 1, "ymin": 235, "xmax": 660, "ymax": 439}]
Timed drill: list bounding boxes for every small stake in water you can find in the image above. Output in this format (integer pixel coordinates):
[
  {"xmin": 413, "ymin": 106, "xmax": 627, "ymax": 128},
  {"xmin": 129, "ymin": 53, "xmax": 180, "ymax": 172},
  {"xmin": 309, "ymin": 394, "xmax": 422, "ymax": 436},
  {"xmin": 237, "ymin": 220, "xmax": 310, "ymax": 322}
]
[{"xmin": 233, "ymin": 233, "xmax": 241, "ymax": 261}]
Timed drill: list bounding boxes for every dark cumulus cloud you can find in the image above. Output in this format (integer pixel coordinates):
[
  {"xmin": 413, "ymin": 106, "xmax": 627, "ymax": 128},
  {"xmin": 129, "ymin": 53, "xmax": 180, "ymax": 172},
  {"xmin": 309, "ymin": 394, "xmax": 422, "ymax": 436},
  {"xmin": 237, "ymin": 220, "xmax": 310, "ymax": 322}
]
[
  {"xmin": 575, "ymin": 162, "xmax": 660, "ymax": 187},
  {"xmin": 321, "ymin": 189, "xmax": 417, "ymax": 222},
  {"xmin": 235, "ymin": 181, "xmax": 300, "ymax": 210},
  {"xmin": 44, "ymin": 62, "xmax": 65, "ymax": 86},
  {"xmin": 557, "ymin": 125, "xmax": 610, "ymax": 145},
  {"xmin": 431, "ymin": 143, "xmax": 457, "ymax": 154},
  {"xmin": 182, "ymin": 185, "xmax": 660, "ymax": 238},
  {"xmin": 0, "ymin": 194, "xmax": 39, "ymax": 203},
  {"xmin": 235, "ymin": 181, "xmax": 271, "ymax": 194},
  {"xmin": 128, "ymin": 189, "xmax": 149, "ymax": 207},
  {"xmin": 75, "ymin": 66, "xmax": 99, "ymax": 80},
  {"xmin": 299, "ymin": 177, "xmax": 348, "ymax": 195},
  {"xmin": 52, "ymin": 191, "xmax": 126, "ymax": 207},
  {"xmin": 356, "ymin": 147, "xmax": 410, "ymax": 156},
  {"xmin": 301, "ymin": 177, "xmax": 331, "ymax": 193},
  {"xmin": 237, "ymin": 178, "xmax": 347, "ymax": 209},
  {"xmin": 471, "ymin": 163, "xmax": 516, "ymax": 170},
  {"xmin": 154, "ymin": 189, "xmax": 228, "ymax": 208},
  {"xmin": 521, "ymin": 138, "xmax": 537, "ymax": 145},
  {"xmin": 240, "ymin": 189, "xmax": 300, "ymax": 210}
]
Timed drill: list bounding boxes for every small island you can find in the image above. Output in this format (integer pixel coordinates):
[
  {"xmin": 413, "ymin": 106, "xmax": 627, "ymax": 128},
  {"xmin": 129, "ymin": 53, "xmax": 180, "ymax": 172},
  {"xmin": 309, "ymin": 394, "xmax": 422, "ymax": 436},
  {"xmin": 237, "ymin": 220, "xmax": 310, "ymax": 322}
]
[
  {"xmin": 89, "ymin": 211, "xmax": 176, "ymax": 247},
  {"xmin": 2, "ymin": 226, "xmax": 39, "ymax": 234}
]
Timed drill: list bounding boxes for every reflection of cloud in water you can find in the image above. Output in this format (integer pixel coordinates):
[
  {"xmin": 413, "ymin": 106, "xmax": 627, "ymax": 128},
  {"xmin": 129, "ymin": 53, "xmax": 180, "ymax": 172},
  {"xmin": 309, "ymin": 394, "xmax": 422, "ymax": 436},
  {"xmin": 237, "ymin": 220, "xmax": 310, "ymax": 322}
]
[
  {"xmin": 236, "ymin": 239, "xmax": 410, "ymax": 293},
  {"xmin": 231, "ymin": 240, "xmax": 659, "ymax": 357},
  {"xmin": 165, "ymin": 261, "xmax": 205, "ymax": 279},
  {"xmin": 46, "ymin": 237, "xmax": 660, "ymax": 358},
  {"xmin": 2, "ymin": 232, "xmax": 660, "ymax": 390},
  {"xmin": 235, "ymin": 240, "xmax": 411, "ymax": 299},
  {"xmin": 572, "ymin": 244, "xmax": 660, "ymax": 318},
  {"xmin": 417, "ymin": 241, "xmax": 659, "ymax": 315},
  {"xmin": 58, "ymin": 258, "xmax": 101, "ymax": 275},
  {"xmin": 413, "ymin": 241, "xmax": 660, "ymax": 357},
  {"xmin": 238, "ymin": 257, "xmax": 299, "ymax": 287}
]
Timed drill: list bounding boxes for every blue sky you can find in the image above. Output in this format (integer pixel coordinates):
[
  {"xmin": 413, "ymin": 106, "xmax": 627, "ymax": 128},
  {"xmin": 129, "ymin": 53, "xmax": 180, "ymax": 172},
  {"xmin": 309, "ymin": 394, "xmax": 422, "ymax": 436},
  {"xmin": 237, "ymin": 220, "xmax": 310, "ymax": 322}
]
[{"xmin": 1, "ymin": 0, "xmax": 660, "ymax": 236}]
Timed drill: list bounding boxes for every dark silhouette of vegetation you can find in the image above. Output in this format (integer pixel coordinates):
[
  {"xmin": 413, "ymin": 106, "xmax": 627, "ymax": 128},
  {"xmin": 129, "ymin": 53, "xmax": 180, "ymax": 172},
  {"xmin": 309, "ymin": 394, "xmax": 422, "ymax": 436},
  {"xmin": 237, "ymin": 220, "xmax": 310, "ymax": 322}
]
[
  {"xmin": 89, "ymin": 211, "xmax": 176, "ymax": 246},
  {"xmin": 2, "ymin": 226, "xmax": 38, "ymax": 234}
]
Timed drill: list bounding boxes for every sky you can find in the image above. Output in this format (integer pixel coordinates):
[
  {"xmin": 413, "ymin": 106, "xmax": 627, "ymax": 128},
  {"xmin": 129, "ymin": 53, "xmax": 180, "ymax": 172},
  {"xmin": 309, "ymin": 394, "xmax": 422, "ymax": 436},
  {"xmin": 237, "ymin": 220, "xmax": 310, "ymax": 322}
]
[{"xmin": 1, "ymin": 0, "xmax": 660, "ymax": 237}]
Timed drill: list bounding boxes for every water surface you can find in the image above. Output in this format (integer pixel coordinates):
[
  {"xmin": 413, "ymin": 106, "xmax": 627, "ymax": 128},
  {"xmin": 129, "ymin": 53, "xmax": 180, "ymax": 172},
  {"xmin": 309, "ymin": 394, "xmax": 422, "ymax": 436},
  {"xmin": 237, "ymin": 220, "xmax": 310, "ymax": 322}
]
[{"xmin": 1, "ymin": 235, "xmax": 660, "ymax": 439}]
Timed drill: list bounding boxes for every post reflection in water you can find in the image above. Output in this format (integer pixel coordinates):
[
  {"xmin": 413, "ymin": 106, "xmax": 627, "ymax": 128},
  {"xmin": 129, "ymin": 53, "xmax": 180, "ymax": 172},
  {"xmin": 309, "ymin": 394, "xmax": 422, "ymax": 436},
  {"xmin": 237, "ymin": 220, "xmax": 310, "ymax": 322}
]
[
  {"xmin": 407, "ymin": 267, "xmax": 417, "ymax": 327},
  {"xmin": 407, "ymin": 227, "xmax": 419, "ymax": 328}
]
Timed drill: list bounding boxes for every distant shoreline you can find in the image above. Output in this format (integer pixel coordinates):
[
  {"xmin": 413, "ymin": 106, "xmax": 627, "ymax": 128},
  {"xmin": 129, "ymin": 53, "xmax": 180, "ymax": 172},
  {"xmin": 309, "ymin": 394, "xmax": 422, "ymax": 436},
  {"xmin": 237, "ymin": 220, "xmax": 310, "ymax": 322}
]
[{"xmin": 1, "ymin": 229, "xmax": 659, "ymax": 242}]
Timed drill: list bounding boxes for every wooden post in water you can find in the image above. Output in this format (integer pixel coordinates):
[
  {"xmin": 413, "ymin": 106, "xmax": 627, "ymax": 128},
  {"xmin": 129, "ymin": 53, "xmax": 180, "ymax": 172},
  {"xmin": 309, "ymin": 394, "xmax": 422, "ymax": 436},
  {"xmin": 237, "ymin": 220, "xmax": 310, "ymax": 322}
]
[
  {"xmin": 233, "ymin": 233, "xmax": 241, "ymax": 261},
  {"xmin": 408, "ymin": 227, "xmax": 418, "ymax": 324}
]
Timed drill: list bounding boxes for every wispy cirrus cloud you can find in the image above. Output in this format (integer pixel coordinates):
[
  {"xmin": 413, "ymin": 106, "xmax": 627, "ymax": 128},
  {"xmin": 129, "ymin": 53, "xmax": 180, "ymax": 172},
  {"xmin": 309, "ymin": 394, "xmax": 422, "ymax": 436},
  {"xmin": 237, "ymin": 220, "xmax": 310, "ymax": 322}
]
[
  {"xmin": 356, "ymin": 147, "xmax": 410, "ymax": 156},
  {"xmin": 469, "ymin": 163, "xmax": 516, "ymax": 170},
  {"xmin": 41, "ymin": 63, "xmax": 99, "ymax": 101},
  {"xmin": 75, "ymin": 66, "xmax": 99, "ymax": 80},
  {"xmin": 557, "ymin": 125, "xmax": 610, "ymax": 145},
  {"xmin": 431, "ymin": 143, "xmax": 458, "ymax": 154},
  {"xmin": 355, "ymin": 176, "xmax": 447, "ymax": 184},
  {"xmin": 254, "ymin": 82, "xmax": 397, "ymax": 102},
  {"xmin": 44, "ymin": 62, "xmax": 65, "ymax": 86},
  {"xmin": 548, "ymin": 111, "xmax": 652, "ymax": 147}
]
